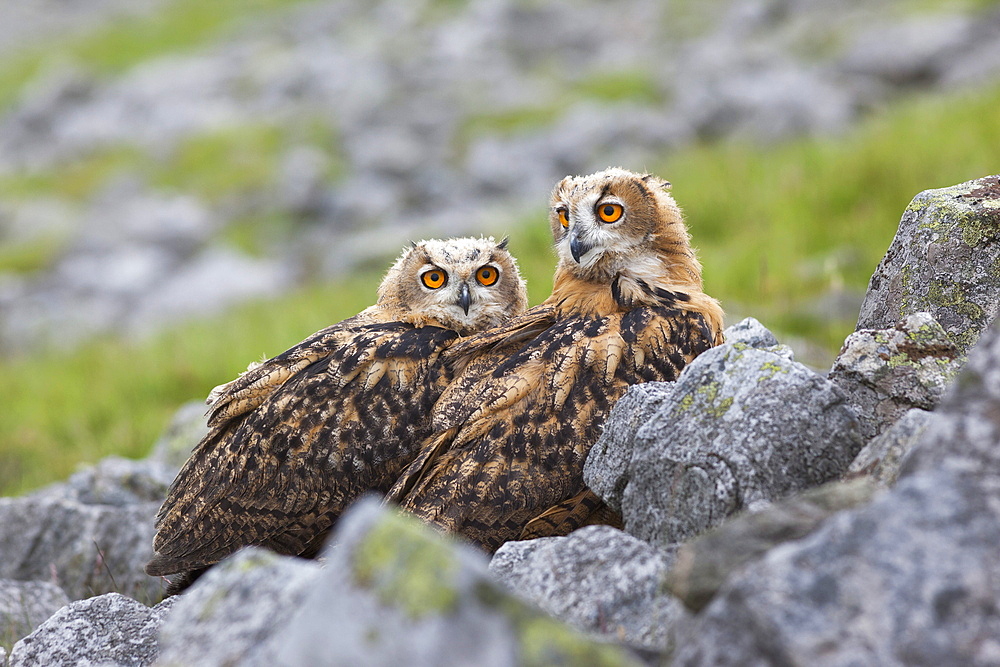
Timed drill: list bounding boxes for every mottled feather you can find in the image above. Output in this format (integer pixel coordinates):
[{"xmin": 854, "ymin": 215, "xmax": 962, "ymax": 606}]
[{"xmin": 146, "ymin": 237, "xmax": 527, "ymax": 592}]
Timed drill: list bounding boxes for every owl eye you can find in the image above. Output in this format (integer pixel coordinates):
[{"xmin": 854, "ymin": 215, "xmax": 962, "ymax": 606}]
[
  {"xmin": 421, "ymin": 269, "xmax": 447, "ymax": 289},
  {"xmin": 476, "ymin": 265, "xmax": 499, "ymax": 286},
  {"xmin": 557, "ymin": 207, "xmax": 570, "ymax": 229},
  {"xmin": 597, "ymin": 202, "xmax": 624, "ymax": 223}
]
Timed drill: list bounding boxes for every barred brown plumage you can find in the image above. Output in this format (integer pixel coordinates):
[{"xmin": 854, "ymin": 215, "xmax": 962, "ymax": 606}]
[
  {"xmin": 386, "ymin": 168, "xmax": 725, "ymax": 550},
  {"xmin": 145, "ymin": 237, "xmax": 527, "ymax": 594}
]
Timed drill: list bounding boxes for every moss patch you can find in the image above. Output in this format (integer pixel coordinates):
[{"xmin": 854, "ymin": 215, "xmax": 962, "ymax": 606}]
[{"xmin": 351, "ymin": 512, "xmax": 460, "ymax": 620}]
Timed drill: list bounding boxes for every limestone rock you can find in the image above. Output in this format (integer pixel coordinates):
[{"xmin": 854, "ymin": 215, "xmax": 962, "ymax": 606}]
[
  {"xmin": 665, "ymin": 478, "xmax": 877, "ymax": 613},
  {"xmin": 620, "ymin": 342, "xmax": 864, "ymax": 548},
  {"xmin": 584, "ymin": 317, "xmax": 785, "ymax": 514},
  {"xmin": 155, "ymin": 548, "xmax": 321, "ymax": 667},
  {"xmin": 846, "ymin": 408, "xmax": 942, "ymax": 486},
  {"xmin": 490, "ymin": 525, "xmax": 684, "ymax": 653},
  {"xmin": 584, "ymin": 382, "xmax": 677, "ymax": 514},
  {"xmin": 0, "ymin": 491, "xmax": 162, "ymax": 604},
  {"xmin": 8, "ymin": 593, "xmax": 174, "ymax": 667},
  {"xmin": 671, "ymin": 317, "xmax": 1000, "ymax": 666},
  {"xmin": 829, "ymin": 312, "xmax": 963, "ymax": 440},
  {"xmin": 0, "ymin": 581, "xmax": 70, "ymax": 652},
  {"xmin": 264, "ymin": 499, "xmax": 640, "ymax": 667},
  {"xmin": 857, "ymin": 175, "xmax": 1000, "ymax": 355}
]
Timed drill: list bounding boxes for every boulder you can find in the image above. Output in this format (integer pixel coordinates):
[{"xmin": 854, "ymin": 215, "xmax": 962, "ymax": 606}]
[
  {"xmin": 616, "ymin": 340, "xmax": 863, "ymax": 548},
  {"xmin": 8, "ymin": 593, "xmax": 176, "ymax": 667},
  {"xmin": 584, "ymin": 317, "xmax": 785, "ymax": 513},
  {"xmin": 0, "ymin": 581, "xmax": 70, "ymax": 652},
  {"xmin": 490, "ymin": 525, "xmax": 684, "ymax": 653},
  {"xmin": 857, "ymin": 175, "xmax": 1000, "ymax": 355},
  {"xmin": 263, "ymin": 499, "xmax": 640, "ymax": 667},
  {"xmin": 829, "ymin": 312, "xmax": 963, "ymax": 440},
  {"xmin": 155, "ymin": 548, "xmax": 321, "ymax": 667},
  {"xmin": 0, "ymin": 458, "xmax": 170, "ymax": 604},
  {"xmin": 671, "ymin": 317, "xmax": 1000, "ymax": 665}
]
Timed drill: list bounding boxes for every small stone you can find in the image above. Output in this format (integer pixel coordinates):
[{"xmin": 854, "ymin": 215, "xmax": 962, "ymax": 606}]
[
  {"xmin": 9, "ymin": 593, "xmax": 165, "ymax": 667},
  {"xmin": 846, "ymin": 408, "xmax": 942, "ymax": 486},
  {"xmin": 829, "ymin": 312, "xmax": 963, "ymax": 440}
]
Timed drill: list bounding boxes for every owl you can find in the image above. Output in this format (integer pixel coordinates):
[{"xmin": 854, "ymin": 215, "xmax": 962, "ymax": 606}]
[
  {"xmin": 387, "ymin": 168, "xmax": 725, "ymax": 551},
  {"xmin": 145, "ymin": 237, "xmax": 528, "ymax": 594}
]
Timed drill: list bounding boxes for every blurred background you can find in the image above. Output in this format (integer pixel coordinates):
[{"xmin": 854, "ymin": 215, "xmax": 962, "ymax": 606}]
[{"xmin": 1, "ymin": 0, "xmax": 998, "ymax": 495}]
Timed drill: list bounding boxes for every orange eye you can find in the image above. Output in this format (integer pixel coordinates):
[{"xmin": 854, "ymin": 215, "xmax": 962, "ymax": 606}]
[
  {"xmin": 421, "ymin": 269, "xmax": 447, "ymax": 289},
  {"xmin": 476, "ymin": 265, "xmax": 499, "ymax": 286},
  {"xmin": 597, "ymin": 202, "xmax": 623, "ymax": 223},
  {"xmin": 557, "ymin": 208, "xmax": 569, "ymax": 228}
]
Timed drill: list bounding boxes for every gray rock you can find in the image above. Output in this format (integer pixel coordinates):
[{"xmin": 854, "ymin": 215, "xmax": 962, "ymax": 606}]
[
  {"xmin": 8, "ymin": 593, "xmax": 171, "ymax": 667},
  {"xmin": 902, "ymin": 314, "xmax": 1000, "ymax": 480},
  {"xmin": 490, "ymin": 525, "xmax": 684, "ymax": 653},
  {"xmin": 672, "ymin": 468, "xmax": 1000, "ymax": 666},
  {"xmin": 829, "ymin": 312, "xmax": 964, "ymax": 440},
  {"xmin": 155, "ymin": 548, "xmax": 321, "ymax": 667},
  {"xmin": 846, "ymin": 408, "xmax": 942, "ymax": 486},
  {"xmin": 857, "ymin": 174, "xmax": 1000, "ymax": 355},
  {"xmin": 621, "ymin": 342, "xmax": 864, "ymax": 548},
  {"xmin": 0, "ymin": 581, "xmax": 70, "ymax": 652},
  {"xmin": 720, "ymin": 316, "xmax": 780, "ymax": 349},
  {"xmin": 0, "ymin": 494, "xmax": 162, "ymax": 604},
  {"xmin": 665, "ymin": 478, "xmax": 877, "ymax": 613},
  {"xmin": 584, "ymin": 317, "xmax": 787, "ymax": 513},
  {"xmin": 584, "ymin": 382, "xmax": 677, "ymax": 514},
  {"xmin": 262, "ymin": 498, "xmax": 639, "ymax": 667},
  {"xmin": 671, "ymin": 316, "xmax": 1000, "ymax": 666}
]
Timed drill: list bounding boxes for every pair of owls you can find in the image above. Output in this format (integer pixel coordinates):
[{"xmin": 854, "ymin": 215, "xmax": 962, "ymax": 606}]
[{"xmin": 146, "ymin": 167, "xmax": 725, "ymax": 593}]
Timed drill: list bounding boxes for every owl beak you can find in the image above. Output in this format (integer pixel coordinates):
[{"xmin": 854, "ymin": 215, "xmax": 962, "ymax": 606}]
[
  {"xmin": 569, "ymin": 231, "xmax": 593, "ymax": 264},
  {"xmin": 457, "ymin": 282, "xmax": 472, "ymax": 315}
]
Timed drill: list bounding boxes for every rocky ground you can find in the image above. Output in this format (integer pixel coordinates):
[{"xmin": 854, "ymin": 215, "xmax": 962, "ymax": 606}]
[
  {"xmin": 1, "ymin": 174, "xmax": 998, "ymax": 665},
  {"xmin": 2, "ymin": 0, "xmax": 1000, "ymax": 354}
]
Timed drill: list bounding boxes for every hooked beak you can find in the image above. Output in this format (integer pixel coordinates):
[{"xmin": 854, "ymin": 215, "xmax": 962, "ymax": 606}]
[
  {"xmin": 569, "ymin": 230, "xmax": 593, "ymax": 264},
  {"xmin": 457, "ymin": 282, "xmax": 471, "ymax": 315}
]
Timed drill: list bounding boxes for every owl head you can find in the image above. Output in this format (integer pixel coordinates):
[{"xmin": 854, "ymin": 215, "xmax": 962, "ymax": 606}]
[
  {"xmin": 548, "ymin": 167, "xmax": 704, "ymax": 290},
  {"xmin": 376, "ymin": 237, "xmax": 529, "ymax": 335}
]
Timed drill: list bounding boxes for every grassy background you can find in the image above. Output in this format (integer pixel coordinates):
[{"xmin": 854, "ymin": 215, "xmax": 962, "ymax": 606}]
[{"xmin": 0, "ymin": 1, "xmax": 999, "ymax": 496}]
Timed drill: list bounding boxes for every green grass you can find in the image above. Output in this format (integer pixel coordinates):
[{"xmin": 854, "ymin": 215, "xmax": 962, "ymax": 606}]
[
  {"xmin": 1, "ymin": 82, "xmax": 999, "ymax": 497},
  {"xmin": 0, "ymin": 0, "xmax": 314, "ymax": 111},
  {"xmin": 660, "ymin": 85, "xmax": 1000, "ymax": 352}
]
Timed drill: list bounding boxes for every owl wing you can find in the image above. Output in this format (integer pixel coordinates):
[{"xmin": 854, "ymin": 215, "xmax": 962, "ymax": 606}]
[
  {"xmin": 146, "ymin": 321, "xmax": 457, "ymax": 576},
  {"xmin": 387, "ymin": 305, "xmax": 717, "ymax": 551},
  {"xmin": 205, "ymin": 311, "xmax": 377, "ymax": 426}
]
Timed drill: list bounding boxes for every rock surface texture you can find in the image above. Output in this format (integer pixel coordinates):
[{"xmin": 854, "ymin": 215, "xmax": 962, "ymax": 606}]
[
  {"xmin": 8, "ymin": 593, "xmax": 176, "ymax": 667},
  {"xmin": 671, "ymin": 317, "xmax": 1000, "ymax": 666},
  {"xmin": 0, "ymin": 457, "xmax": 175, "ymax": 604},
  {"xmin": 489, "ymin": 525, "xmax": 684, "ymax": 653},
  {"xmin": 595, "ymin": 333, "xmax": 863, "ymax": 549},
  {"xmin": 156, "ymin": 498, "xmax": 640, "ymax": 667},
  {"xmin": 857, "ymin": 174, "xmax": 1000, "ymax": 354},
  {"xmin": 829, "ymin": 311, "xmax": 964, "ymax": 440}
]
